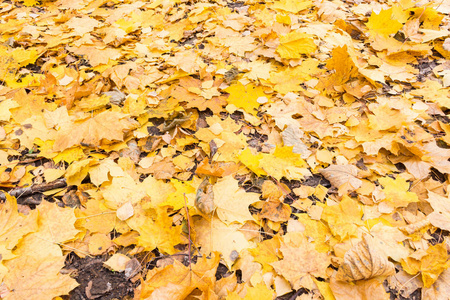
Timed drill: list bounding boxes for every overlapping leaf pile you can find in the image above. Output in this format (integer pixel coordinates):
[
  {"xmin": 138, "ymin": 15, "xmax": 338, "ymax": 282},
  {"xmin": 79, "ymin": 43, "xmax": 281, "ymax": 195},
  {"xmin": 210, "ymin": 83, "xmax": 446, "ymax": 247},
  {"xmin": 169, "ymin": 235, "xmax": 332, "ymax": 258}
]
[{"xmin": 1, "ymin": 0, "xmax": 450, "ymax": 299}]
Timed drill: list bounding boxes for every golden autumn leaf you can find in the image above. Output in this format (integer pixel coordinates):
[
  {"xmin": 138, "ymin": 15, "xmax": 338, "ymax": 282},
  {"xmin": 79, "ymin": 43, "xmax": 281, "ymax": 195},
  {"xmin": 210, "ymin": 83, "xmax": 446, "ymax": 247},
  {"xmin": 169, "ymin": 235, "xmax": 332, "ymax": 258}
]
[
  {"xmin": 366, "ymin": 8, "xmax": 404, "ymax": 37},
  {"xmin": 0, "ymin": 194, "xmax": 38, "ymax": 250},
  {"xmin": 224, "ymin": 82, "xmax": 266, "ymax": 116},
  {"xmin": 321, "ymin": 196, "xmax": 363, "ymax": 241},
  {"xmin": 139, "ymin": 252, "xmax": 220, "ymax": 299},
  {"xmin": 53, "ymin": 111, "xmax": 137, "ymax": 151},
  {"xmin": 330, "ymin": 273, "xmax": 389, "ymax": 300},
  {"xmin": 136, "ymin": 207, "xmax": 182, "ymax": 255},
  {"xmin": 378, "ymin": 176, "xmax": 419, "ymax": 208},
  {"xmin": 276, "ymin": 31, "xmax": 317, "ymax": 59},
  {"xmin": 212, "ymin": 175, "xmax": 260, "ymax": 225},
  {"xmin": 271, "ymin": 0, "xmax": 313, "ymax": 13},
  {"xmin": 401, "ymin": 243, "xmax": 450, "ymax": 288},
  {"xmin": 271, "ymin": 232, "xmax": 331, "ymax": 289},
  {"xmin": 2, "ymin": 255, "xmax": 79, "ymax": 300}
]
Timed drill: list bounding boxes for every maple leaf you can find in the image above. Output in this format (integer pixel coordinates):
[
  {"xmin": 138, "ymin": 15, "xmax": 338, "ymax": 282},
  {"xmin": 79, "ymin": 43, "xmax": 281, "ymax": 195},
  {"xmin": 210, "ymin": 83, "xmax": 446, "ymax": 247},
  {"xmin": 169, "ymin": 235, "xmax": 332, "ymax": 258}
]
[
  {"xmin": 401, "ymin": 243, "xmax": 450, "ymax": 288},
  {"xmin": 2, "ymin": 255, "xmax": 79, "ymax": 300},
  {"xmin": 102, "ymin": 175, "xmax": 146, "ymax": 209},
  {"xmin": 378, "ymin": 176, "xmax": 419, "ymax": 208},
  {"xmin": 53, "ymin": 111, "xmax": 137, "ymax": 151},
  {"xmin": 224, "ymin": 82, "xmax": 266, "ymax": 116},
  {"xmin": 321, "ymin": 196, "xmax": 363, "ymax": 241},
  {"xmin": 226, "ymin": 283, "xmax": 274, "ymax": 300},
  {"xmin": 319, "ymin": 45, "xmax": 358, "ymax": 92},
  {"xmin": 271, "ymin": 232, "xmax": 331, "ymax": 289},
  {"xmin": 139, "ymin": 252, "xmax": 220, "ymax": 299},
  {"xmin": 424, "ymin": 191, "xmax": 450, "ymax": 231},
  {"xmin": 271, "ymin": 0, "xmax": 313, "ymax": 13},
  {"xmin": 330, "ymin": 274, "xmax": 390, "ymax": 300},
  {"xmin": 76, "ymin": 198, "xmax": 116, "ymax": 234},
  {"xmin": 276, "ymin": 31, "xmax": 317, "ymax": 59},
  {"xmin": 422, "ymin": 268, "xmax": 450, "ymax": 300},
  {"xmin": 366, "ymin": 7, "xmax": 404, "ymax": 37},
  {"xmin": 194, "ymin": 216, "xmax": 252, "ymax": 268},
  {"xmin": 249, "ymin": 236, "xmax": 282, "ymax": 272},
  {"xmin": 136, "ymin": 207, "xmax": 182, "ymax": 255},
  {"xmin": 0, "ymin": 194, "xmax": 38, "ymax": 250},
  {"xmin": 212, "ymin": 175, "xmax": 260, "ymax": 225}
]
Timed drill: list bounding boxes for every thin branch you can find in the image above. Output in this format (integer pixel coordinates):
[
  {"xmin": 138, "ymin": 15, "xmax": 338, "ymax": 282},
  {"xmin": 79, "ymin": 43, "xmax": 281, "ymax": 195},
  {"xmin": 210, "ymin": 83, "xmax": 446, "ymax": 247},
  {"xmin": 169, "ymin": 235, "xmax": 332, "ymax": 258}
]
[{"xmin": 0, "ymin": 179, "xmax": 67, "ymax": 201}]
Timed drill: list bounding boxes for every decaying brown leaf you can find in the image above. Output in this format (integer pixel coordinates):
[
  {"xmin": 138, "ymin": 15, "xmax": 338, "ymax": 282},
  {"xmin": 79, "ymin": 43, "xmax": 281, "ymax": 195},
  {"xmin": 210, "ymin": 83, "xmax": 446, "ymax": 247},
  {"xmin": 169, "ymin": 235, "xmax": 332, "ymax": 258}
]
[{"xmin": 336, "ymin": 234, "xmax": 395, "ymax": 282}]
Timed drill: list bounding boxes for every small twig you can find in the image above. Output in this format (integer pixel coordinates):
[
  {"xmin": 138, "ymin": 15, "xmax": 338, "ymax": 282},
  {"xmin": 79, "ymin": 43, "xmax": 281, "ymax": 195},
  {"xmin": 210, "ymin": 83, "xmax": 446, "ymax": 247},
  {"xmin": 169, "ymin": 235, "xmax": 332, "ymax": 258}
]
[
  {"xmin": 183, "ymin": 193, "xmax": 192, "ymax": 274},
  {"xmin": 289, "ymin": 288, "xmax": 305, "ymax": 300},
  {"xmin": 269, "ymin": 175, "xmax": 296, "ymax": 203},
  {"xmin": 0, "ymin": 178, "xmax": 67, "ymax": 201}
]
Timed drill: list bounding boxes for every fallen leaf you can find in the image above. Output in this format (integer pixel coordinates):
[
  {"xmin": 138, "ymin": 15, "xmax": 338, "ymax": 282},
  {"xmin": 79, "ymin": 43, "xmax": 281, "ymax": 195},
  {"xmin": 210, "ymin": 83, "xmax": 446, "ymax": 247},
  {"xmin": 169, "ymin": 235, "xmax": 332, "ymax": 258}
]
[{"xmin": 336, "ymin": 234, "xmax": 395, "ymax": 281}]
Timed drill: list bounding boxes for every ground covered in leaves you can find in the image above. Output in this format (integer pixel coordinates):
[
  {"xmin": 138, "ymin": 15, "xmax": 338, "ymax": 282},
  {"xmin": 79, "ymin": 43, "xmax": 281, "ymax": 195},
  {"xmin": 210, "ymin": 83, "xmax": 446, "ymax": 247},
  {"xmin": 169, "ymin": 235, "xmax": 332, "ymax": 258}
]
[{"xmin": 1, "ymin": 0, "xmax": 450, "ymax": 299}]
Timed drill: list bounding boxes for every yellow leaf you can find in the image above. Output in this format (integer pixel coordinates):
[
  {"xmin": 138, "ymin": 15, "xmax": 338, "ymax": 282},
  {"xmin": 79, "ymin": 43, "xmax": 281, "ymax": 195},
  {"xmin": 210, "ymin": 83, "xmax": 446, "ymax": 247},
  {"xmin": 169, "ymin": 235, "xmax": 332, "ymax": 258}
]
[
  {"xmin": 213, "ymin": 175, "xmax": 260, "ymax": 225},
  {"xmin": 11, "ymin": 48, "xmax": 40, "ymax": 67},
  {"xmin": 330, "ymin": 274, "xmax": 389, "ymax": 300},
  {"xmin": 224, "ymin": 82, "xmax": 266, "ymax": 116},
  {"xmin": 368, "ymin": 104, "xmax": 406, "ymax": 131},
  {"xmin": 366, "ymin": 8, "xmax": 404, "ymax": 37},
  {"xmin": 88, "ymin": 233, "xmax": 113, "ymax": 255},
  {"xmin": 195, "ymin": 216, "xmax": 252, "ymax": 268},
  {"xmin": 319, "ymin": 164, "xmax": 362, "ymax": 196},
  {"xmin": 320, "ymin": 45, "xmax": 358, "ymax": 91},
  {"xmin": 270, "ymin": 232, "xmax": 331, "ymax": 289},
  {"xmin": 272, "ymin": 0, "xmax": 313, "ymax": 13},
  {"xmin": 249, "ymin": 236, "xmax": 282, "ymax": 272},
  {"xmin": 140, "ymin": 252, "xmax": 220, "ymax": 299},
  {"xmin": 88, "ymin": 159, "xmax": 125, "ymax": 186},
  {"xmin": 401, "ymin": 243, "xmax": 450, "ymax": 288},
  {"xmin": 76, "ymin": 198, "xmax": 116, "ymax": 234},
  {"xmin": 238, "ymin": 148, "xmax": 267, "ymax": 176},
  {"xmin": 43, "ymin": 168, "xmax": 66, "ymax": 182},
  {"xmin": 53, "ymin": 111, "xmax": 137, "ymax": 151},
  {"xmin": 314, "ymin": 279, "xmax": 336, "ymax": 300},
  {"xmin": 294, "ymin": 213, "xmax": 333, "ymax": 252},
  {"xmin": 244, "ymin": 283, "xmax": 275, "ymax": 300},
  {"xmin": 65, "ymin": 158, "xmax": 96, "ymax": 186},
  {"xmin": 321, "ymin": 196, "xmax": 363, "ymax": 241},
  {"xmin": 102, "ymin": 175, "xmax": 146, "ymax": 209},
  {"xmin": 103, "ymin": 253, "xmax": 131, "ymax": 272},
  {"xmin": 0, "ymin": 194, "xmax": 38, "ymax": 249},
  {"xmin": 160, "ymin": 179, "xmax": 196, "ymax": 210},
  {"xmin": 269, "ymin": 59, "xmax": 320, "ymax": 94},
  {"xmin": 258, "ymin": 146, "xmax": 309, "ymax": 180},
  {"xmin": 0, "ymin": 99, "xmax": 19, "ymax": 122},
  {"xmin": 277, "ymin": 31, "xmax": 317, "ymax": 59},
  {"xmin": 23, "ymin": 0, "xmax": 39, "ymax": 6},
  {"xmin": 3, "ymin": 255, "xmax": 79, "ymax": 300},
  {"xmin": 379, "ymin": 176, "xmax": 419, "ymax": 208},
  {"xmin": 136, "ymin": 207, "xmax": 182, "ymax": 254}
]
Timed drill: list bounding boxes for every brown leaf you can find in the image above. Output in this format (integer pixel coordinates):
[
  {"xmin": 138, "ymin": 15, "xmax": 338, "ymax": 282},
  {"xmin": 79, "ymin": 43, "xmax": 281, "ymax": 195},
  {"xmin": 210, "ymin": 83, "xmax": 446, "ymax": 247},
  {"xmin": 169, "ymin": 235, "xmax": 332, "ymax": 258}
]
[
  {"xmin": 319, "ymin": 164, "xmax": 362, "ymax": 196},
  {"xmin": 336, "ymin": 234, "xmax": 395, "ymax": 282}
]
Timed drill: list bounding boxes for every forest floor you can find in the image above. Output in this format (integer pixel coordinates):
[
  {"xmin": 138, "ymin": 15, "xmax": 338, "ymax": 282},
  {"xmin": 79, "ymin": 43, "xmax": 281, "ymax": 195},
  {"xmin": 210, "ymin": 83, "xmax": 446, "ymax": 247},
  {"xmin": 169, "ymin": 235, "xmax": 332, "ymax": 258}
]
[{"xmin": 1, "ymin": 0, "xmax": 450, "ymax": 299}]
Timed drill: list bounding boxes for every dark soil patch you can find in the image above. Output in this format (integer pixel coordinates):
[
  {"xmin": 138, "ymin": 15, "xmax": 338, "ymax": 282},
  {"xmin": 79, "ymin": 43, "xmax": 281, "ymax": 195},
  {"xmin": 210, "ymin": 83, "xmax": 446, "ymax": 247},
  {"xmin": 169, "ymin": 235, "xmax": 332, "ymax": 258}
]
[{"xmin": 65, "ymin": 254, "xmax": 135, "ymax": 300}]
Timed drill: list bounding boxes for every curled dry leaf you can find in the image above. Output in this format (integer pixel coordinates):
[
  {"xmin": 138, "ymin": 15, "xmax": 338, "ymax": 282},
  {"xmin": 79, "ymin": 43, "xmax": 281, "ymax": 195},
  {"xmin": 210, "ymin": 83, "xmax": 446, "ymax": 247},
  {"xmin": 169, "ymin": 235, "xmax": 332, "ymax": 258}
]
[
  {"xmin": 195, "ymin": 177, "xmax": 215, "ymax": 215},
  {"xmin": 319, "ymin": 164, "xmax": 362, "ymax": 196},
  {"xmin": 336, "ymin": 234, "xmax": 395, "ymax": 282}
]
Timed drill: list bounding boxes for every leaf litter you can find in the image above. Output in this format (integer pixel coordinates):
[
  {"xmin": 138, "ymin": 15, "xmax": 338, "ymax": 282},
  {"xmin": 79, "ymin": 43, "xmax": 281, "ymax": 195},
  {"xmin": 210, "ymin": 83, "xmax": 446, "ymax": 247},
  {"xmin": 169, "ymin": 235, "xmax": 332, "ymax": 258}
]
[{"xmin": 0, "ymin": 0, "xmax": 450, "ymax": 299}]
